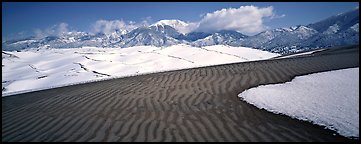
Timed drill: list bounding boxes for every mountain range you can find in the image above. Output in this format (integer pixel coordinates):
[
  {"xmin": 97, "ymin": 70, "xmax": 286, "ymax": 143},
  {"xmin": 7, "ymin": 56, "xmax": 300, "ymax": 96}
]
[{"xmin": 2, "ymin": 8, "xmax": 359, "ymax": 54}]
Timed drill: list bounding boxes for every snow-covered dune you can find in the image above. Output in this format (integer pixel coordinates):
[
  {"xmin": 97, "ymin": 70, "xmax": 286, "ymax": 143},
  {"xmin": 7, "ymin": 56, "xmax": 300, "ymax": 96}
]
[
  {"xmin": 2, "ymin": 44, "xmax": 279, "ymax": 96},
  {"xmin": 238, "ymin": 68, "xmax": 359, "ymax": 138}
]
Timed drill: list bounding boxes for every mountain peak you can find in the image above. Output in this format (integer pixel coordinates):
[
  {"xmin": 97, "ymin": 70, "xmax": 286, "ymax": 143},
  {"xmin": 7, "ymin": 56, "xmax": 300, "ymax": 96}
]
[
  {"xmin": 151, "ymin": 19, "xmax": 192, "ymax": 34},
  {"xmin": 307, "ymin": 8, "xmax": 359, "ymax": 33},
  {"xmin": 151, "ymin": 19, "xmax": 188, "ymax": 27}
]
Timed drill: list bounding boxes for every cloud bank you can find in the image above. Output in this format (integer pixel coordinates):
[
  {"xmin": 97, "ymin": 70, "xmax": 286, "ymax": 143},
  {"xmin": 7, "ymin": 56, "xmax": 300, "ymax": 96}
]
[
  {"xmin": 88, "ymin": 6, "xmax": 284, "ymax": 35},
  {"xmin": 91, "ymin": 18, "xmax": 150, "ymax": 35},
  {"xmin": 34, "ymin": 22, "xmax": 70, "ymax": 38},
  {"xmin": 30, "ymin": 5, "xmax": 284, "ymax": 38},
  {"xmin": 147, "ymin": 5, "xmax": 284, "ymax": 35},
  {"xmin": 195, "ymin": 6, "xmax": 279, "ymax": 35}
]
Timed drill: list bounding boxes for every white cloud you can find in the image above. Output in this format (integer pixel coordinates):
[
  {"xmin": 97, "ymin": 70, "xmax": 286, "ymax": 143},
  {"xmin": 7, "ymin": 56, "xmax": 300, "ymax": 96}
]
[
  {"xmin": 30, "ymin": 6, "xmax": 284, "ymax": 39},
  {"xmin": 179, "ymin": 22, "xmax": 199, "ymax": 34},
  {"xmin": 34, "ymin": 22, "xmax": 70, "ymax": 38},
  {"xmin": 271, "ymin": 14, "xmax": 286, "ymax": 19},
  {"xmin": 91, "ymin": 18, "xmax": 151, "ymax": 35},
  {"xmin": 34, "ymin": 29, "xmax": 45, "ymax": 38},
  {"xmin": 57, "ymin": 23, "xmax": 69, "ymax": 34},
  {"xmin": 92, "ymin": 20, "xmax": 128, "ymax": 35},
  {"xmin": 195, "ymin": 5, "xmax": 281, "ymax": 35},
  {"xmin": 140, "ymin": 16, "xmax": 153, "ymax": 27},
  {"xmin": 102, "ymin": 6, "xmax": 284, "ymax": 35}
]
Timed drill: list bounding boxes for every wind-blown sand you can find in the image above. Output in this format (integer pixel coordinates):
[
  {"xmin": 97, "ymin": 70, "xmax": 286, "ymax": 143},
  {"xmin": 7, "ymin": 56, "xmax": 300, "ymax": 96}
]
[{"xmin": 2, "ymin": 45, "xmax": 359, "ymax": 142}]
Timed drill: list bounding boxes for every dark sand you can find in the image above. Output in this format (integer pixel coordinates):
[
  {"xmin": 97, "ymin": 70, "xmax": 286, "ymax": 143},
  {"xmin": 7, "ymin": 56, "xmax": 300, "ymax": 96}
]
[{"xmin": 2, "ymin": 45, "xmax": 359, "ymax": 142}]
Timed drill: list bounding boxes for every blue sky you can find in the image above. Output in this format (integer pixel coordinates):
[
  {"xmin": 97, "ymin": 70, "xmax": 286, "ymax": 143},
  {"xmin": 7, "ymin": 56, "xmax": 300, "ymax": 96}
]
[{"xmin": 2, "ymin": 2, "xmax": 359, "ymax": 40}]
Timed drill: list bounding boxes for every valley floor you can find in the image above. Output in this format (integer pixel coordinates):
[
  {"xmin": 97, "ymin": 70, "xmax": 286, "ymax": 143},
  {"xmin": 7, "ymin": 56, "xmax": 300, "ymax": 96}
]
[
  {"xmin": 2, "ymin": 44, "xmax": 278, "ymax": 96},
  {"xmin": 2, "ymin": 45, "xmax": 359, "ymax": 142}
]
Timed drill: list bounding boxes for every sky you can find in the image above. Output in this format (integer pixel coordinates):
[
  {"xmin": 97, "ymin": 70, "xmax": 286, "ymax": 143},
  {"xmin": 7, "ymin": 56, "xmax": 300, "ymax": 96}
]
[{"xmin": 2, "ymin": 2, "xmax": 359, "ymax": 40}]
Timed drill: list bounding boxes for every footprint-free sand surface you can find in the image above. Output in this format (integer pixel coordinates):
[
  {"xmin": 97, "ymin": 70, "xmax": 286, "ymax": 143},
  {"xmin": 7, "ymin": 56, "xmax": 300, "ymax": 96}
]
[{"xmin": 2, "ymin": 45, "xmax": 359, "ymax": 142}]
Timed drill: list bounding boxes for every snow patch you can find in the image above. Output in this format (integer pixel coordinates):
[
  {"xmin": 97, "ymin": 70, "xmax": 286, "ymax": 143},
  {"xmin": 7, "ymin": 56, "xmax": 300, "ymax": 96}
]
[
  {"xmin": 323, "ymin": 24, "xmax": 340, "ymax": 34},
  {"xmin": 350, "ymin": 23, "xmax": 359, "ymax": 32},
  {"xmin": 238, "ymin": 68, "xmax": 359, "ymax": 138},
  {"xmin": 2, "ymin": 44, "xmax": 279, "ymax": 96},
  {"xmin": 275, "ymin": 48, "xmax": 325, "ymax": 59}
]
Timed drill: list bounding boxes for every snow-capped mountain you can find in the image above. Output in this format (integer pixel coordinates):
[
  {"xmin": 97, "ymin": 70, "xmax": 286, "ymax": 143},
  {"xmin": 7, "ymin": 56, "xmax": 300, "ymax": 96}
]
[
  {"xmin": 308, "ymin": 8, "xmax": 359, "ymax": 33},
  {"xmin": 2, "ymin": 31, "xmax": 102, "ymax": 50},
  {"xmin": 192, "ymin": 30, "xmax": 248, "ymax": 47},
  {"xmin": 2, "ymin": 8, "xmax": 359, "ymax": 54},
  {"xmin": 149, "ymin": 25, "xmax": 183, "ymax": 39},
  {"xmin": 303, "ymin": 8, "xmax": 359, "ymax": 48},
  {"xmin": 176, "ymin": 31, "xmax": 212, "ymax": 42},
  {"xmin": 120, "ymin": 26, "xmax": 180, "ymax": 47},
  {"xmin": 240, "ymin": 25, "xmax": 319, "ymax": 53},
  {"xmin": 239, "ymin": 8, "xmax": 359, "ymax": 54},
  {"xmin": 150, "ymin": 19, "xmax": 191, "ymax": 34}
]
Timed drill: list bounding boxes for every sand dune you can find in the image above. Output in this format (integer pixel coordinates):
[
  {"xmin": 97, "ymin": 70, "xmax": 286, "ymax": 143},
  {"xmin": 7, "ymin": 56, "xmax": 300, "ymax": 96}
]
[{"xmin": 2, "ymin": 45, "xmax": 359, "ymax": 142}]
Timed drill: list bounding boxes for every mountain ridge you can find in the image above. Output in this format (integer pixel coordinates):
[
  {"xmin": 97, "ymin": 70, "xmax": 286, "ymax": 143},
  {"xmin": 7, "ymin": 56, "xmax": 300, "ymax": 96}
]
[{"xmin": 3, "ymin": 8, "xmax": 359, "ymax": 54}]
